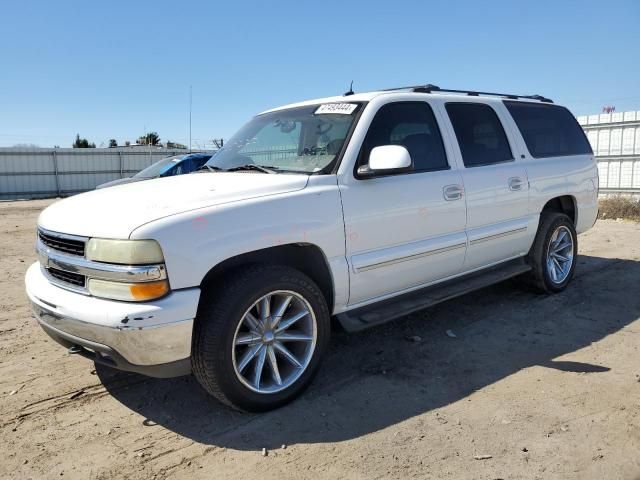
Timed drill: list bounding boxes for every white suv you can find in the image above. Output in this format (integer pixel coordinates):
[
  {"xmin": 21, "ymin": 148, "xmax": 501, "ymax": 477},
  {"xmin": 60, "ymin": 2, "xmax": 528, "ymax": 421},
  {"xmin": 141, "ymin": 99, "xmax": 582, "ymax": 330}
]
[{"xmin": 25, "ymin": 85, "xmax": 598, "ymax": 411}]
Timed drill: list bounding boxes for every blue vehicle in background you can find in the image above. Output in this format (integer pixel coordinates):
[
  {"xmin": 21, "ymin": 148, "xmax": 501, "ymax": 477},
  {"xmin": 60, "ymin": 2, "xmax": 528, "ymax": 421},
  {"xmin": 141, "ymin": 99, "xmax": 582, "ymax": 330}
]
[{"xmin": 96, "ymin": 153, "xmax": 212, "ymax": 189}]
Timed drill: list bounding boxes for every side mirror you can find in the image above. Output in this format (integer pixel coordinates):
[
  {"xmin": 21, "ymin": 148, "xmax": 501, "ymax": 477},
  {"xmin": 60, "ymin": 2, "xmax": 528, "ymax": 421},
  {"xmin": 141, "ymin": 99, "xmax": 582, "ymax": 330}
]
[{"xmin": 357, "ymin": 145, "xmax": 412, "ymax": 177}]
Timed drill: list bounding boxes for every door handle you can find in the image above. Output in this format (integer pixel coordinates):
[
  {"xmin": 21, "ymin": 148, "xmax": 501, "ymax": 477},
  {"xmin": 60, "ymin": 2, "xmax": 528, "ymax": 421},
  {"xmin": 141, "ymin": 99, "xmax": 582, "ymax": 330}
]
[
  {"xmin": 443, "ymin": 184, "xmax": 463, "ymax": 201},
  {"xmin": 508, "ymin": 177, "xmax": 526, "ymax": 191}
]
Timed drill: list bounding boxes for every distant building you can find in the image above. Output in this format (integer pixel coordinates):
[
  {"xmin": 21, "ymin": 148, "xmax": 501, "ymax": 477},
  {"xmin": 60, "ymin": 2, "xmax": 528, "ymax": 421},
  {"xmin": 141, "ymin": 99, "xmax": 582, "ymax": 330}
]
[{"xmin": 577, "ymin": 111, "xmax": 640, "ymax": 193}]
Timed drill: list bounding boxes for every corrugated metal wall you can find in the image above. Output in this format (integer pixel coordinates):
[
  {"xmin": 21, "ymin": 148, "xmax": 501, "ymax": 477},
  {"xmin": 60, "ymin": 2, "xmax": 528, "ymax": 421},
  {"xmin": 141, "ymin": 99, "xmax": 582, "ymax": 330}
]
[
  {"xmin": 577, "ymin": 110, "xmax": 640, "ymax": 193},
  {"xmin": 0, "ymin": 148, "xmax": 210, "ymax": 200}
]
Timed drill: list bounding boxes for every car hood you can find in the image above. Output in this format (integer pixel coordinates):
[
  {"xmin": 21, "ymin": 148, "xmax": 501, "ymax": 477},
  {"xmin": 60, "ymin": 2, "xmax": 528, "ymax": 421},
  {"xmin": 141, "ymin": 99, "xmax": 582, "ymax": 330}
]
[{"xmin": 39, "ymin": 172, "xmax": 309, "ymax": 238}]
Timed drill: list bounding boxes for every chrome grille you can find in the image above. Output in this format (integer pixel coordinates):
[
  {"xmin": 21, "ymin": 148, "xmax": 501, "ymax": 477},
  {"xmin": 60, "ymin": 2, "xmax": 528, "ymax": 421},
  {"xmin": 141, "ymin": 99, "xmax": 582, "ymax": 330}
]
[
  {"xmin": 38, "ymin": 230, "xmax": 85, "ymax": 257},
  {"xmin": 47, "ymin": 267, "xmax": 86, "ymax": 287}
]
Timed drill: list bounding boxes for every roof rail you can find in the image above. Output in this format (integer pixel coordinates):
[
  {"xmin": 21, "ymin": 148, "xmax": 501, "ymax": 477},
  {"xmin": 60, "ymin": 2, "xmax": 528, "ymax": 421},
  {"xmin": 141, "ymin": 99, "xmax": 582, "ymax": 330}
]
[{"xmin": 382, "ymin": 84, "xmax": 553, "ymax": 103}]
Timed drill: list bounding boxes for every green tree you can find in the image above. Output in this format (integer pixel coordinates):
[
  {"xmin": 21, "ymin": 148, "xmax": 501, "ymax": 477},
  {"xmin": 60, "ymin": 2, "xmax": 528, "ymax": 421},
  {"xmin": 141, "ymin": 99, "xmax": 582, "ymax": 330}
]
[
  {"xmin": 137, "ymin": 132, "xmax": 161, "ymax": 146},
  {"xmin": 72, "ymin": 134, "xmax": 96, "ymax": 148},
  {"xmin": 109, "ymin": 139, "xmax": 118, "ymax": 148}
]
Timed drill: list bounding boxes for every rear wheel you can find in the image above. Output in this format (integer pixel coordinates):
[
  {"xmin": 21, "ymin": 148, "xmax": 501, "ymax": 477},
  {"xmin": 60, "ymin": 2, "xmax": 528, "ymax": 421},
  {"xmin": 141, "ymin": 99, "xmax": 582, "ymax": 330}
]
[
  {"xmin": 192, "ymin": 265, "xmax": 330, "ymax": 411},
  {"xmin": 525, "ymin": 212, "xmax": 577, "ymax": 293}
]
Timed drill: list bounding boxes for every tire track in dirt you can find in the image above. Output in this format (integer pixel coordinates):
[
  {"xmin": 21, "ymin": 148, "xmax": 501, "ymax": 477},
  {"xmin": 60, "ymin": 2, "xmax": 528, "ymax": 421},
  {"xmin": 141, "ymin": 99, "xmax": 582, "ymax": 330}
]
[{"xmin": 2, "ymin": 376, "xmax": 151, "ymax": 428}]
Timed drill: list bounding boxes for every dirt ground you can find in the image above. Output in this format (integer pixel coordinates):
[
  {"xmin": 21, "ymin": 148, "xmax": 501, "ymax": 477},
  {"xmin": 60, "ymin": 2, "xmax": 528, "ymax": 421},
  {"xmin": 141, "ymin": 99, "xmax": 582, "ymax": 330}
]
[{"xmin": 1, "ymin": 199, "xmax": 639, "ymax": 480}]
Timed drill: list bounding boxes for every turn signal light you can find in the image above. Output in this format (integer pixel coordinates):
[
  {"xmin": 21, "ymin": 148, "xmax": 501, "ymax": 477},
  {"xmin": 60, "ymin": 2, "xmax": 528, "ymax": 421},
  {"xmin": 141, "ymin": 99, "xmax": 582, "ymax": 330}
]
[
  {"xmin": 130, "ymin": 281, "xmax": 170, "ymax": 301},
  {"xmin": 88, "ymin": 279, "xmax": 169, "ymax": 302}
]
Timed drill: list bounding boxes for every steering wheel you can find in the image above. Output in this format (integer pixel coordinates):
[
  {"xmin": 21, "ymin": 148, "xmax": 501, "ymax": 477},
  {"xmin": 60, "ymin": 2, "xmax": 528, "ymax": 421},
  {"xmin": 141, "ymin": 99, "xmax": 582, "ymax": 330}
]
[{"xmin": 302, "ymin": 146, "xmax": 325, "ymax": 156}]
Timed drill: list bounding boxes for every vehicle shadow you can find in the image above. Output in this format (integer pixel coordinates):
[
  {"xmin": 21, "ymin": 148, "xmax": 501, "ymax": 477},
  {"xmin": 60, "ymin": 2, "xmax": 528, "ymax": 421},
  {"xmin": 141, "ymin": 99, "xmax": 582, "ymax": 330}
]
[{"xmin": 97, "ymin": 254, "xmax": 640, "ymax": 451}]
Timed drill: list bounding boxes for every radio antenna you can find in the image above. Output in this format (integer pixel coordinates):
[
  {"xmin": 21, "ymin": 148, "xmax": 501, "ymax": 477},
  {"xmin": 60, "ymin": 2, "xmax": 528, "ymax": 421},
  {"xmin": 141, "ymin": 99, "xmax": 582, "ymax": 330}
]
[{"xmin": 344, "ymin": 80, "xmax": 354, "ymax": 96}]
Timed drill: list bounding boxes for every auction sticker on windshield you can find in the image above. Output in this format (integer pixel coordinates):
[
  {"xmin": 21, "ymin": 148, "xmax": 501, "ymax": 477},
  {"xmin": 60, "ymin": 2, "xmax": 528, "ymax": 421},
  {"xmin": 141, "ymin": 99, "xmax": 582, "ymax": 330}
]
[{"xmin": 314, "ymin": 103, "xmax": 358, "ymax": 115}]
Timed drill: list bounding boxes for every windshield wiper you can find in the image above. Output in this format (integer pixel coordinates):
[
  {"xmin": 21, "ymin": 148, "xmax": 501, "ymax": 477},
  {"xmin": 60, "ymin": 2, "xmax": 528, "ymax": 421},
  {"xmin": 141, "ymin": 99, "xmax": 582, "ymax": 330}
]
[
  {"xmin": 196, "ymin": 164, "xmax": 223, "ymax": 173},
  {"xmin": 226, "ymin": 164, "xmax": 279, "ymax": 174}
]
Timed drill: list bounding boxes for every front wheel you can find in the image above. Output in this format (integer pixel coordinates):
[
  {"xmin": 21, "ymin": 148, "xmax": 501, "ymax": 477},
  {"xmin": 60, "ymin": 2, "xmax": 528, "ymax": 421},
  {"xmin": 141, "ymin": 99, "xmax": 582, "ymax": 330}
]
[
  {"xmin": 192, "ymin": 265, "xmax": 330, "ymax": 412},
  {"xmin": 525, "ymin": 212, "xmax": 578, "ymax": 293}
]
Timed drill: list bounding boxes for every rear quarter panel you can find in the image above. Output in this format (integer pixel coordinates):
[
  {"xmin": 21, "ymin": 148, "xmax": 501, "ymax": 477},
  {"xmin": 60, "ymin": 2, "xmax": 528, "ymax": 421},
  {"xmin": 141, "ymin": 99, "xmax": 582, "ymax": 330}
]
[{"xmin": 523, "ymin": 154, "xmax": 598, "ymax": 233}]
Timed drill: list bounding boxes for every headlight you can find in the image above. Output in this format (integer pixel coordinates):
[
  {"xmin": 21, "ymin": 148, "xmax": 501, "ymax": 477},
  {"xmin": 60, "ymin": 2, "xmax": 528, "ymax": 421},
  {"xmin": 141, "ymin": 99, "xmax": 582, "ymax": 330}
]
[
  {"xmin": 88, "ymin": 278, "xmax": 170, "ymax": 302},
  {"xmin": 86, "ymin": 239, "xmax": 164, "ymax": 264},
  {"xmin": 85, "ymin": 238, "xmax": 168, "ymax": 301}
]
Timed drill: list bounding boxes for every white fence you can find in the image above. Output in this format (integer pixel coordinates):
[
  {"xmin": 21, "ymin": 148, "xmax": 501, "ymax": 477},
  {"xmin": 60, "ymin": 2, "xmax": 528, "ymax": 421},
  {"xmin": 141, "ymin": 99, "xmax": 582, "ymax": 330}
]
[
  {"xmin": 0, "ymin": 147, "xmax": 211, "ymax": 200},
  {"xmin": 578, "ymin": 110, "xmax": 640, "ymax": 193},
  {"xmin": 597, "ymin": 159, "xmax": 640, "ymax": 192}
]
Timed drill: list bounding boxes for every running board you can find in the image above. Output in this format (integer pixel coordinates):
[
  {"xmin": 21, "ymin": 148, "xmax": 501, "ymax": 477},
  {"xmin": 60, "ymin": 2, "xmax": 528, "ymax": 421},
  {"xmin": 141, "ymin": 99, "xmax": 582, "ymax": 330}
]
[{"xmin": 336, "ymin": 260, "xmax": 531, "ymax": 332}]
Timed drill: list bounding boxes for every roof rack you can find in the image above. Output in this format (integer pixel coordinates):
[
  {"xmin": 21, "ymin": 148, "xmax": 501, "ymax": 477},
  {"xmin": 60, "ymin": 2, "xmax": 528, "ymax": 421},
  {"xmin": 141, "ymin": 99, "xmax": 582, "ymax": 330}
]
[{"xmin": 382, "ymin": 84, "xmax": 553, "ymax": 103}]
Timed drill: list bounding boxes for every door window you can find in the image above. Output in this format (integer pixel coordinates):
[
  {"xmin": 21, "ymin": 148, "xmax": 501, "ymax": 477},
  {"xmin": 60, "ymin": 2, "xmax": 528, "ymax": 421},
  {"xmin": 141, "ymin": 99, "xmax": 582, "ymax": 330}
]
[
  {"xmin": 358, "ymin": 102, "xmax": 449, "ymax": 174},
  {"xmin": 446, "ymin": 103, "xmax": 513, "ymax": 167}
]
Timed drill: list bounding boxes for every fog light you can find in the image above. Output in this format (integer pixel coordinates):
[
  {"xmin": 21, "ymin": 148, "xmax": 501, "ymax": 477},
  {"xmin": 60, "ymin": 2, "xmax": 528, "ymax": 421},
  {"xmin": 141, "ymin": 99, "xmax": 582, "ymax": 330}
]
[{"xmin": 88, "ymin": 279, "xmax": 169, "ymax": 302}]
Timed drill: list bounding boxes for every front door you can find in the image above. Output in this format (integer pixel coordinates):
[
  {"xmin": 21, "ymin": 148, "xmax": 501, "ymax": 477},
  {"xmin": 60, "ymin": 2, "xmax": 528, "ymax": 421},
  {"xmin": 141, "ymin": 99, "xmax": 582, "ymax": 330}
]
[{"xmin": 339, "ymin": 101, "xmax": 467, "ymax": 306}]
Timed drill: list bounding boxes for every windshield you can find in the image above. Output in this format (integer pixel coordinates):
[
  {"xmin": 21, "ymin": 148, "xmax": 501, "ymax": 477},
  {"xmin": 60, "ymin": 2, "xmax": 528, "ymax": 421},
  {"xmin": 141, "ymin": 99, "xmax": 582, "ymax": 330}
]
[
  {"xmin": 205, "ymin": 103, "xmax": 362, "ymax": 174},
  {"xmin": 134, "ymin": 156, "xmax": 181, "ymax": 178}
]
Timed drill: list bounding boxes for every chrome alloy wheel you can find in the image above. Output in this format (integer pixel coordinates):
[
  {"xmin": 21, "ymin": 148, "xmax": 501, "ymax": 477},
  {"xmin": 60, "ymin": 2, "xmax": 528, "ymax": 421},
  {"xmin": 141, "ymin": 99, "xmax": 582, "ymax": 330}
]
[
  {"xmin": 546, "ymin": 225, "xmax": 574, "ymax": 284},
  {"xmin": 232, "ymin": 290, "xmax": 317, "ymax": 394}
]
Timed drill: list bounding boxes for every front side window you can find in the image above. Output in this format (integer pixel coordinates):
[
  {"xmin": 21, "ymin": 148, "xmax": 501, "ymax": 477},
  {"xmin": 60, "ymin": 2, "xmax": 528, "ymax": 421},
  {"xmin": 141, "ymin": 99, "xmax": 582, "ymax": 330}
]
[
  {"xmin": 206, "ymin": 103, "xmax": 362, "ymax": 174},
  {"xmin": 358, "ymin": 102, "xmax": 449, "ymax": 173},
  {"xmin": 503, "ymin": 101, "xmax": 593, "ymax": 158},
  {"xmin": 173, "ymin": 160, "xmax": 187, "ymax": 175},
  {"xmin": 446, "ymin": 103, "xmax": 513, "ymax": 167}
]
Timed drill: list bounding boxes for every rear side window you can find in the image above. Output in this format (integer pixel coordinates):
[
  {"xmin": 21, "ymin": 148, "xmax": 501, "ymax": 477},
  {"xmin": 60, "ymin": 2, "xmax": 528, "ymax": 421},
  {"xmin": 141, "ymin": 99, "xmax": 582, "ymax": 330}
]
[
  {"xmin": 359, "ymin": 102, "xmax": 449, "ymax": 173},
  {"xmin": 504, "ymin": 101, "xmax": 593, "ymax": 158},
  {"xmin": 445, "ymin": 103, "xmax": 513, "ymax": 167}
]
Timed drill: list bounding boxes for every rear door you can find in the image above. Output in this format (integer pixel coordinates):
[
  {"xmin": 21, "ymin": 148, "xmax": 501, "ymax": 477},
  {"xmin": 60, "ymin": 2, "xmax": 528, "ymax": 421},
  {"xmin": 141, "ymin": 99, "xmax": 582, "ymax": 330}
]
[{"xmin": 442, "ymin": 101, "xmax": 533, "ymax": 271}]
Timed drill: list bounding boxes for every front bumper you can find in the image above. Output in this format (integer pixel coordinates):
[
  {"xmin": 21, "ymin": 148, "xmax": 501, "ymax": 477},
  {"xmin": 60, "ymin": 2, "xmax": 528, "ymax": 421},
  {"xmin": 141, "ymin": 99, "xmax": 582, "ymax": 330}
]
[{"xmin": 25, "ymin": 263, "xmax": 200, "ymax": 378}]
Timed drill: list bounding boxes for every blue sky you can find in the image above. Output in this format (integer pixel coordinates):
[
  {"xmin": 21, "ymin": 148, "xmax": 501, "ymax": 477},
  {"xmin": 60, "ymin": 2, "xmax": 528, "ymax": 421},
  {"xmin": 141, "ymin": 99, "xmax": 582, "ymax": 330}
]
[{"xmin": 1, "ymin": 0, "xmax": 638, "ymax": 148}]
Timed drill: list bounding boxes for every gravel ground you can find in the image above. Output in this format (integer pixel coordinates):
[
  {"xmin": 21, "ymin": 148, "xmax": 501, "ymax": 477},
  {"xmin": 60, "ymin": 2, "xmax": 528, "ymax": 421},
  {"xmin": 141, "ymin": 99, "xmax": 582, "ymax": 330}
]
[{"xmin": 1, "ymin": 199, "xmax": 639, "ymax": 480}]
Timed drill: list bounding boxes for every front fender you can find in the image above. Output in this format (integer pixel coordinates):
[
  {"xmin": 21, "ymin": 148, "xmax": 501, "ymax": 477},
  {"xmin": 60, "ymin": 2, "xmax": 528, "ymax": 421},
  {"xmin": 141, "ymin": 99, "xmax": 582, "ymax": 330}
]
[{"xmin": 129, "ymin": 181, "xmax": 348, "ymax": 307}]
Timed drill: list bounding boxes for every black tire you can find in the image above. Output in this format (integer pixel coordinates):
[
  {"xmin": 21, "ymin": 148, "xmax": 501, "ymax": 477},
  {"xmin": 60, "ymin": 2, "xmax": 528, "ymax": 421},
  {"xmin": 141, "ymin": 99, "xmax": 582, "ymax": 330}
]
[
  {"xmin": 524, "ymin": 212, "xmax": 578, "ymax": 293},
  {"xmin": 192, "ymin": 264, "xmax": 330, "ymax": 412}
]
